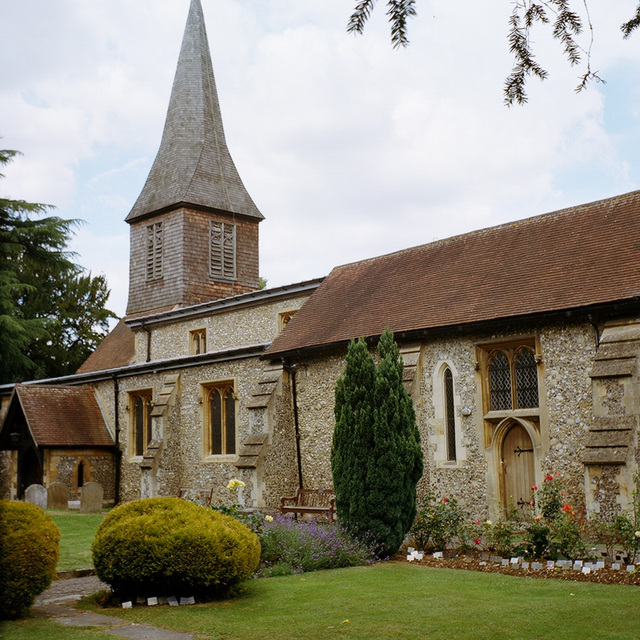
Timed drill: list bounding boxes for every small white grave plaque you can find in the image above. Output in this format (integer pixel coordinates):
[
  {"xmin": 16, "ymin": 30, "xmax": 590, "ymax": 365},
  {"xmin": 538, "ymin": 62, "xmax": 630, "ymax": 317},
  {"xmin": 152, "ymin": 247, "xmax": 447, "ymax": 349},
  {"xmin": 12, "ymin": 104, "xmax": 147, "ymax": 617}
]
[
  {"xmin": 122, "ymin": 601, "xmax": 133, "ymax": 609},
  {"xmin": 168, "ymin": 596, "xmax": 179, "ymax": 606},
  {"xmin": 180, "ymin": 597, "xmax": 195, "ymax": 605},
  {"xmin": 147, "ymin": 597, "xmax": 158, "ymax": 606}
]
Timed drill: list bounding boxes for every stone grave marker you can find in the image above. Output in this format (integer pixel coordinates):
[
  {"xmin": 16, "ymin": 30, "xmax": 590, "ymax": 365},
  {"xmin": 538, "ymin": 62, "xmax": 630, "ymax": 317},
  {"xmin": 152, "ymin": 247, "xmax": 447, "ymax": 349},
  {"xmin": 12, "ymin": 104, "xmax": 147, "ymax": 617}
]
[
  {"xmin": 25, "ymin": 484, "xmax": 47, "ymax": 509},
  {"xmin": 47, "ymin": 481, "xmax": 69, "ymax": 510},
  {"xmin": 80, "ymin": 481, "xmax": 103, "ymax": 513}
]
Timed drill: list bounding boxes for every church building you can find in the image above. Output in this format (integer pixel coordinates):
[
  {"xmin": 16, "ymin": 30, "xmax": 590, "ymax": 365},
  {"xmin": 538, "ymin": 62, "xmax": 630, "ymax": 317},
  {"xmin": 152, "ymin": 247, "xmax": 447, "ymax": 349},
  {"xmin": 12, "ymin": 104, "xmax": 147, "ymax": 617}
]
[{"xmin": 2, "ymin": 0, "xmax": 640, "ymax": 522}]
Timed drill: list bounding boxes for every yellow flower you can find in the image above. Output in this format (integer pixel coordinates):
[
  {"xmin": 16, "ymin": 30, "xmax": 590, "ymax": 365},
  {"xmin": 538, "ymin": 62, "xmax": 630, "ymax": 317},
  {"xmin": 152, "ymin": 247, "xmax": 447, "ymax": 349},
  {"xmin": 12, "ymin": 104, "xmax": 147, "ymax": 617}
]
[
  {"xmin": 342, "ymin": 620, "xmax": 350, "ymax": 625},
  {"xmin": 265, "ymin": 515, "xmax": 274, "ymax": 522},
  {"xmin": 486, "ymin": 520, "xmax": 492, "ymax": 526},
  {"xmin": 227, "ymin": 479, "xmax": 245, "ymax": 490}
]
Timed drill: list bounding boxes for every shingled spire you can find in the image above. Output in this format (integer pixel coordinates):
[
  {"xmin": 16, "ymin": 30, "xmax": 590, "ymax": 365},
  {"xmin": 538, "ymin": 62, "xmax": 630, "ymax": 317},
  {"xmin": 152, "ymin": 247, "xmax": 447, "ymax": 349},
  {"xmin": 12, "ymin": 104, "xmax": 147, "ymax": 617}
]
[
  {"xmin": 126, "ymin": 0, "xmax": 263, "ymax": 222},
  {"xmin": 126, "ymin": 0, "xmax": 263, "ymax": 316}
]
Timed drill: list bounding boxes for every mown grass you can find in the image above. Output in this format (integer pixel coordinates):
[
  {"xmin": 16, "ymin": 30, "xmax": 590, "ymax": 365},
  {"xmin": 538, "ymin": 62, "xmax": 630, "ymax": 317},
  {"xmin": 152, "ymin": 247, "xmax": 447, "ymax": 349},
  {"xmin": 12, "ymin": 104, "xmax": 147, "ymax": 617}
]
[
  {"xmin": 0, "ymin": 619, "xmax": 116, "ymax": 640},
  {"xmin": 48, "ymin": 510, "xmax": 106, "ymax": 572},
  {"xmin": 71, "ymin": 562, "xmax": 640, "ymax": 640}
]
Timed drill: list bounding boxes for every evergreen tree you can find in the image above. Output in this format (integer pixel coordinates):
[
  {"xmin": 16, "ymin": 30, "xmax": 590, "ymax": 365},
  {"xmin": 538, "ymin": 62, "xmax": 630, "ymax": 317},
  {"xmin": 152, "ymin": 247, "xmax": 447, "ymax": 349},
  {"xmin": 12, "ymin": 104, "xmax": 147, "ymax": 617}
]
[
  {"xmin": 332, "ymin": 330, "xmax": 423, "ymax": 557},
  {"xmin": 0, "ymin": 149, "xmax": 116, "ymax": 383}
]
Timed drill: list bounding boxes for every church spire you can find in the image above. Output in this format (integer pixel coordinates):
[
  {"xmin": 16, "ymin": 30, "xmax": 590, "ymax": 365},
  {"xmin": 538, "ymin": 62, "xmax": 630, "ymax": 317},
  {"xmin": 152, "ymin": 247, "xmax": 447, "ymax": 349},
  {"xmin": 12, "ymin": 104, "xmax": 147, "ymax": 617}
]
[
  {"xmin": 125, "ymin": 0, "xmax": 263, "ymax": 316},
  {"xmin": 126, "ymin": 0, "xmax": 263, "ymax": 222}
]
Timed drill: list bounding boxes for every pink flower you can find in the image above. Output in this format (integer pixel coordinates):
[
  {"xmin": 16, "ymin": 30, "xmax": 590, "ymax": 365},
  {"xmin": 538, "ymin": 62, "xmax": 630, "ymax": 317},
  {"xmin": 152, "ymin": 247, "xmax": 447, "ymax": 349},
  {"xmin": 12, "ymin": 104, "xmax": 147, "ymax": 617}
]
[
  {"xmin": 476, "ymin": 520, "xmax": 481, "ymax": 525},
  {"xmin": 474, "ymin": 538, "xmax": 481, "ymax": 545},
  {"xmin": 529, "ymin": 500, "xmax": 534, "ymax": 506},
  {"xmin": 531, "ymin": 485, "xmax": 538, "ymax": 491}
]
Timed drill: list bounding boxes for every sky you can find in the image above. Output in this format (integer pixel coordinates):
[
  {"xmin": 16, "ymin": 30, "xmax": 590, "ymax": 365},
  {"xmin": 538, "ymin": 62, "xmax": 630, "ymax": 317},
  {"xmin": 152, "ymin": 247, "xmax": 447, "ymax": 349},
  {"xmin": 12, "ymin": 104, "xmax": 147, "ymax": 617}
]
[{"xmin": 2, "ymin": 1, "xmax": 640, "ymax": 324}]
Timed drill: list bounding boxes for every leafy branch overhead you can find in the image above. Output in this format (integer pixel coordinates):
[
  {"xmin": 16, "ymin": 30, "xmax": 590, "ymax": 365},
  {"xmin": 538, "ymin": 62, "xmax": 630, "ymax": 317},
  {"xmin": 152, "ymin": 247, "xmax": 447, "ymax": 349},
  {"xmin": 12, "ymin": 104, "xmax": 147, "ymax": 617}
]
[{"xmin": 347, "ymin": 0, "xmax": 640, "ymax": 105}]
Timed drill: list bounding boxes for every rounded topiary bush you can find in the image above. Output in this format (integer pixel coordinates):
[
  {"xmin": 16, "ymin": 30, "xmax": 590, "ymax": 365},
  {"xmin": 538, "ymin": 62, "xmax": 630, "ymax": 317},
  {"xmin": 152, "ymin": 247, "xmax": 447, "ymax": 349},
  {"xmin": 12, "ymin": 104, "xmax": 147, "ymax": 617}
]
[
  {"xmin": 0, "ymin": 500, "xmax": 60, "ymax": 620},
  {"xmin": 92, "ymin": 497, "xmax": 260, "ymax": 598}
]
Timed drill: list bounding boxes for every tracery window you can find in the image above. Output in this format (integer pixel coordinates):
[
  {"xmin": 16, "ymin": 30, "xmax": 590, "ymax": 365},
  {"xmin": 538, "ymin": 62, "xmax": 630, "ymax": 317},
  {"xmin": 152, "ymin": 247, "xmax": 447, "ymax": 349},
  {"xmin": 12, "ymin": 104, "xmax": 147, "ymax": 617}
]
[
  {"xmin": 210, "ymin": 221, "xmax": 236, "ymax": 280},
  {"xmin": 130, "ymin": 390, "xmax": 152, "ymax": 456},
  {"xmin": 204, "ymin": 383, "xmax": 236, "ymax": 456},
  {"xmin": 146, "ymin": 222, "xmax": 163, "ymax": 282},
  {"xmin": 487, "ymin": 345, "xmax": 539, "ymax": 411}
]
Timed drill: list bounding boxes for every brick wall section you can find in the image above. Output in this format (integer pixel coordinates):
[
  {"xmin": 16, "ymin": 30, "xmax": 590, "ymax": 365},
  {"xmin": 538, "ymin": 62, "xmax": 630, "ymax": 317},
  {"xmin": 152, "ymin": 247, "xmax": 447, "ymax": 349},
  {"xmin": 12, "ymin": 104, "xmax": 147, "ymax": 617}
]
[{"xmin": 126, "ymin": 207, "xmax": 260, "ymax": 316}]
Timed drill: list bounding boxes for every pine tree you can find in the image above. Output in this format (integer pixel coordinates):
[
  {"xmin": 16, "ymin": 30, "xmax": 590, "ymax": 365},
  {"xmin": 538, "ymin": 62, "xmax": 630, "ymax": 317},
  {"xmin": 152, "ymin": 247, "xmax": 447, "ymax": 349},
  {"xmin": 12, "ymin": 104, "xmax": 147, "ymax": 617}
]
[
  {"xmin": 0, "ymin": 149, "xmax": 116, "ymax": 382},
  {"xmin": 331, "ymin": 330, "xmax": 423, "ymax": 556}
]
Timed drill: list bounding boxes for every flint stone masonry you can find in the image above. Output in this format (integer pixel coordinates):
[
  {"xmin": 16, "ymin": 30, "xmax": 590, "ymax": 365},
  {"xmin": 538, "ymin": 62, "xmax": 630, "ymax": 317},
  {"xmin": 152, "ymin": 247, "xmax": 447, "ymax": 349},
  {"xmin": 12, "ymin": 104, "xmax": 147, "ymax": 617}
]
[
  {"xmin": 48, "ymin": 481, "xmax": 69, "ymax": 510},
  {"xmin": 25, "ymin": 483, "xmax": 47, "ymax": 509}
]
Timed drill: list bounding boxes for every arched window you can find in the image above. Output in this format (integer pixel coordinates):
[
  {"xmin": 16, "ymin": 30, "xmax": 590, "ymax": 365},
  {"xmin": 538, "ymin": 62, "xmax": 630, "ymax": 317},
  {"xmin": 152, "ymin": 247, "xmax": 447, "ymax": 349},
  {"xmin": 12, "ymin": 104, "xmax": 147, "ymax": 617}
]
[
  {"xmin": 77, "ymin": 460, "xmax": 85, "ymax": 488},
  {"xmin": 205, "ymin": 383, "xmax": 236, "ymax": 455},
  {"xmin": 444, "ymin": 367, "xmax": 457, "ymax": 462},
  {"xmin": 129, "ymin": 391, "xmax": 152, "ymax": 456}
]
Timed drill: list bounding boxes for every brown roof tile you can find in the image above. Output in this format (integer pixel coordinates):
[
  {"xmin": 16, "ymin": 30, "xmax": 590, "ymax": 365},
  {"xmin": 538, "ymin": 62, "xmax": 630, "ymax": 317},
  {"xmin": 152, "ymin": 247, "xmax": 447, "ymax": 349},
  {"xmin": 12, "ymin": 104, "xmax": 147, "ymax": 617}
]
[
  {"xmin": 77, "ymin": 318, "xmax": 135, "ymax": 374},
  {"xmin": 8, "ymin": 385, "xmax": 114, "ymax": 448},
  {"xmin": 266, "ymin": 190, "xmax": 640, "ymax": 357}
]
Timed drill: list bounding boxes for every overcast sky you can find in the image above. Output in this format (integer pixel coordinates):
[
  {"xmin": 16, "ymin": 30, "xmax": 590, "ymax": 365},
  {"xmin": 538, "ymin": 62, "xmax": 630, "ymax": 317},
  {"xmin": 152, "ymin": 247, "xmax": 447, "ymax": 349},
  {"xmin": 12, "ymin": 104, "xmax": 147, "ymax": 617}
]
[{"xmin": 3, "ymin": 1, "xmax": 640, "ymax": 322}]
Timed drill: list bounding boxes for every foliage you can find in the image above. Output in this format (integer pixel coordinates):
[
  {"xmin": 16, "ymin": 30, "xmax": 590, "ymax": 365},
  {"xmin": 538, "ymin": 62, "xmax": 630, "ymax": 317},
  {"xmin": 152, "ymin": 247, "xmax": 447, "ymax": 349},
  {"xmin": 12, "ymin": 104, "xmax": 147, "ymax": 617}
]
[
  {"xmin": 92, "ymin": 498, "xmax": 260, "ymax": 598},
  {"xmin": 258, "ymin": 515, "xmax": 377, "ymax": 575},
  {"xmin": 0, "ymin": 500, "xmax": 60, "ymax": 620},
  {"xmin": 0, "ymin": 149, "xmax": 116, "ymax": 383},
  {"xmin": 347, "ymin": 1, "xmax": 640, "ymax": 104},
  {"xmin": 332, "ymin": 330, "xmax": 423, "ymax": 557},
  {"xmin": 411, "ymin": 495, "xmax": 467, "ymax": 552}
]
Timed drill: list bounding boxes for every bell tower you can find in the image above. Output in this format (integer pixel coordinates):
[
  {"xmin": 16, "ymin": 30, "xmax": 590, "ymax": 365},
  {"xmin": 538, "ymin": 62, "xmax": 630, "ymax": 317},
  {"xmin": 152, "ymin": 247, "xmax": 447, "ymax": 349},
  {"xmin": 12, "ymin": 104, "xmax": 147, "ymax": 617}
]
[{"xmin": 125, "ymin": 0, "xmax": 264, "ymax": 316}]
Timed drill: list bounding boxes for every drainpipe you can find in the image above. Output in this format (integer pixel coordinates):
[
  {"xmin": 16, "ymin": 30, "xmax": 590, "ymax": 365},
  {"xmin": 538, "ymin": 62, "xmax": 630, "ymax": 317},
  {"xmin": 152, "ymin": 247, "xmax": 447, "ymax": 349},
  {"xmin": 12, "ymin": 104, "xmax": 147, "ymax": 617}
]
[
  {"xmin": 113, "ymin": 374, "xmax": 122, "ymax": 505},
  {"xmin": 284, "ymin": 361, "xmax": 304, "ymax": 490},
  {"xmin": 141, "ymin": 319, "xmax": 151, "ymax": 362}
]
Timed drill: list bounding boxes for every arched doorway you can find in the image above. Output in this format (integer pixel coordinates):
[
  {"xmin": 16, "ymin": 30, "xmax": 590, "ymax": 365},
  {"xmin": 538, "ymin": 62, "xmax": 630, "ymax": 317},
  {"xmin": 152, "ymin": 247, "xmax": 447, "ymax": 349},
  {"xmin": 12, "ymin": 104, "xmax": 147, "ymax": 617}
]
[
  {"xmin": 500, "ymin": 423, "xmax": 535, "ymax": 511},
  {"xmin": 18, "ymin": 447, "xmax": 43, "ymax": 499}
]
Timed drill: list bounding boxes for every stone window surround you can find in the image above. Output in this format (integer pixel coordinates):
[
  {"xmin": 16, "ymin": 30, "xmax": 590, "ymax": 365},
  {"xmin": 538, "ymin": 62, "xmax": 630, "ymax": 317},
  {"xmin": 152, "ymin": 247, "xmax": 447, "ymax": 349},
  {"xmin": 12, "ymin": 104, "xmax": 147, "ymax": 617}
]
[
  {"xmin": 127, "ymin": 388, "xmax": 153, "ymax": 461},
  {"xmin": 200, "ymin": 378, "xmax": 238, "ymax": 462},
  {"xmin": 189, "ymin": 328, "xmax": 207, "ymax": 355},
  {"xmin": 432, "ymin": 360, "xmax": 466, "ymax": 468}
]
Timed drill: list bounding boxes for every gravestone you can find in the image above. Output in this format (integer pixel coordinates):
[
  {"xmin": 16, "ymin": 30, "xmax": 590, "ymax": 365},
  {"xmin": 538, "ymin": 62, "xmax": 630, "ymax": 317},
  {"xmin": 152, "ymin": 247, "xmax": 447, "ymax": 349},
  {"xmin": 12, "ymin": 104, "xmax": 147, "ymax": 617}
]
[
  {"xmin": 25, "ymin": 484, "xmax": 47, "ymax": 509},
  {"xmin": 80, "ymin": 481, "xmax": 103, "ymax": 513},
  {"xmin": 48, "ymin": 481, "xmax": 69, "ymax": 510}
]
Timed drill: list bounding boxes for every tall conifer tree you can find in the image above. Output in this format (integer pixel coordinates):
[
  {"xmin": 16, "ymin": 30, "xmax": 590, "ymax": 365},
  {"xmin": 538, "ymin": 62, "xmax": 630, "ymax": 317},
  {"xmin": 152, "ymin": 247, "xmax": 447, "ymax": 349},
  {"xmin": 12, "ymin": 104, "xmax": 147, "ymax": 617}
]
[{"xmin": 332, "ymin": 330, "xmax": 423, "ymax": 556}]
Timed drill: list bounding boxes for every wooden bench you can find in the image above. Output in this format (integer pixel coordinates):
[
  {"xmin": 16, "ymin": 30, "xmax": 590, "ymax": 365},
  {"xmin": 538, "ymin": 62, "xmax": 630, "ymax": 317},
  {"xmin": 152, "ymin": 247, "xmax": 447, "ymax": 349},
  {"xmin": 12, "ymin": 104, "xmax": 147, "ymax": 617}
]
[
  {"xmin": 179, "ymin": 488, "xmax": 213, "ymax": 506},
  {"xmin": 280, "ymin": 489, "xmax": 335, "ymax": 519}
]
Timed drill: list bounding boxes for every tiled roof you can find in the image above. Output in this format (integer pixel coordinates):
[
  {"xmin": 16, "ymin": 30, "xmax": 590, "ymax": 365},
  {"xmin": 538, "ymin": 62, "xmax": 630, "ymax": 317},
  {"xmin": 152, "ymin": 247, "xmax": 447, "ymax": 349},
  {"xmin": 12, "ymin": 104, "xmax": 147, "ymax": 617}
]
[
  {"xmin": 77, "ymin": 318, "xmax": 135, "ymax": 374},
  {"xmin": 6, "ymin": 385, "xmax": 114, "ymax": 448},
  {"xmin": 265, "ymin": 190, "xmax": 640, "ymax": 357},
  {"xmin": 126, "ymin": 0, "xmax": 263, "ymax": 223}
]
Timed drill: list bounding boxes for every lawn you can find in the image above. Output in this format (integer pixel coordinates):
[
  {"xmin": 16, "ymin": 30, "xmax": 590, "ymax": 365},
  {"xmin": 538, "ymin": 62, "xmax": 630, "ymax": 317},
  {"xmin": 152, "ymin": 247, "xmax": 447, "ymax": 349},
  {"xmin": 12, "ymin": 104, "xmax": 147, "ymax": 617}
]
[
  {"xmin": 3, "ymin": 563, "xmax": 640, "ymax": 639},
  {"xmin": 48, "ymin": 510, "xmax": 106, "ymax": 572},
  {"xmin": 81, "ymin": 562, "xmax": 640, "ymax": 639}
]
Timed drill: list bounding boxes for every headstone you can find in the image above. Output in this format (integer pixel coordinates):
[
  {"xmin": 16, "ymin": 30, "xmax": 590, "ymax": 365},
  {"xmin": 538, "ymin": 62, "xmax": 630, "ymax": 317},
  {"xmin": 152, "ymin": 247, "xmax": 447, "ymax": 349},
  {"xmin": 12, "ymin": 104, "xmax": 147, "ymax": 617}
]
[
  {"xmin": 180, "ymin": 597, "xmax": 195, "ymax": 605},
  {"xmin": 407, "ymin": 554, "xmax": 415, "ymax": 561},
  {"xmin": 596, "ymin": 561, "xmax": 605, "ymax": 570},
  {"xmin": 122, "ymin": 601, "xmax": 133, "ymax": 609},
  {"xmin": 168, "ymin": 596, "xmax": 179, "ymax": 606},
  {"xmin": 626, "ymin": 565, "xmax": 636, "ymax": 573},
  {"xmin": 47, "ymin": 482, "xmax": 69, "ymax": 510},
  {"xmin": 572, "ymin": 560, "xmax": 583, "ymax": 570},
  {"xmin": 612, "ymin": 562, "xmax": 621, "ymax": 570},
  {"xmin": 25, "ymin": 484, "xmax": 47, "ymax": 509},
  {"xmin": 521, "ymin": 561, "xmax": 530, "ymax": 570},
  {"xmin": 501, "ymin": 559, "xmax": 509, "ymax": 566},
  {"xmin": 80, "ymin": 481, "xmax": 103, "ymax": 513},
  {"xmin": 147, "ymin": 597, "xmax": 158, "ymax": 606},
  {"xmin": 158, "ymin": 597, "xmax": 168, "ymax": 605},
  {"xmin": 531, "ymin": 562, "xmax": 543, "ymax": 570},
  {"xmin": 407, "ymin": 547, "xmax": 415, "ymax": 553},
  {"xmin": 433, "ymin": 551, "xmax": 443, "ymax": 559},
  {"xmin": 581, "ymin": 567, "xmax": 591, "ymax": 575}
]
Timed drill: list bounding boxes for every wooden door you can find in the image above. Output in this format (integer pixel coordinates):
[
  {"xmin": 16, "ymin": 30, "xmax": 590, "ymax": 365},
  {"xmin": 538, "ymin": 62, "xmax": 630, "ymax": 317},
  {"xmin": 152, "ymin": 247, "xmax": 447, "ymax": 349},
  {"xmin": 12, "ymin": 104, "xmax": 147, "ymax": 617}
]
[{"xmin": 501, "ymin": 424, "xmax": 534, "ymax": 511}]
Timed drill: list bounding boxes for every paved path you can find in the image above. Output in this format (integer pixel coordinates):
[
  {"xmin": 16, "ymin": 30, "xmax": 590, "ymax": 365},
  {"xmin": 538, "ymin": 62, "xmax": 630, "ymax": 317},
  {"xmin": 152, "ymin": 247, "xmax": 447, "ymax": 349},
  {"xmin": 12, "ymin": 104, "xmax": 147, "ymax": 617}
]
[{"xmin": 32, "ymin": 575, "xmax": 195, "ymax": 640}]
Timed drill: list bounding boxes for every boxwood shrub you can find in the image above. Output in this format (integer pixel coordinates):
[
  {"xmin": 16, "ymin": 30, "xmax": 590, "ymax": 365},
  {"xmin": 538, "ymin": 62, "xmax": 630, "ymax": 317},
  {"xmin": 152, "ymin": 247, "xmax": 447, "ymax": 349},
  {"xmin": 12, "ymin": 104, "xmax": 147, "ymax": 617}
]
[
  {"xmin": 92, "ymin": 497, "xmax": 260, "ymax": 598},
  {"xmin": 0, "ymin": 500, "xmax": 60, "ymax": 620}
]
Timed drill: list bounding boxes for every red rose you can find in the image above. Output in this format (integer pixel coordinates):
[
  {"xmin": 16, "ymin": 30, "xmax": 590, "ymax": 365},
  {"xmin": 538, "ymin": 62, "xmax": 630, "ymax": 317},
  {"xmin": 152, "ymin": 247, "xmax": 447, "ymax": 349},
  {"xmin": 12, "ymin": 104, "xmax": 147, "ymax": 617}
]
[
  {"xmin": 531, "ymin": 485, "xmax": 538, "ymax": 491},
  {"xmin": 474, "ymin": 538, "xmax": 481, "ymax": 545},
  {"xmin": 546, "ymin": 475, "xmax": 554, "ymax": 481}
]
